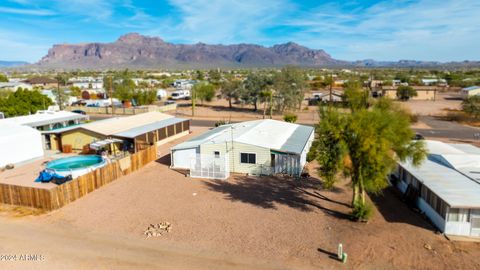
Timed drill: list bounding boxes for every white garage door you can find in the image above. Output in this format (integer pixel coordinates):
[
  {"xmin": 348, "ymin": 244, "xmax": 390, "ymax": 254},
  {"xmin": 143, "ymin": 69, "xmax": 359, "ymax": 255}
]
[{"xmin": 172, "ymin": 148, "xmax": 197, "ymax": 169}]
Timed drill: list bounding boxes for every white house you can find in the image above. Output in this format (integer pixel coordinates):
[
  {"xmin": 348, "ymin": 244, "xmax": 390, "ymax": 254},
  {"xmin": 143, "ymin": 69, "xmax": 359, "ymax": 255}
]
[
  {"xmin": 460, "ymin": 86, "xmax": 480, "ymax": 99},
  {"xmin": 312, "ymin": 91, "xmax": 343, "ymax": 103},
  {"xmin": 173, "ymin": 79, "xmax": 196, "ymax": 90},
  {"xmin": 69, "ymin": 76, "xmax": 103, "ymax": 89},
  {"xmin": 0, "ymin": 123, "xmax": 44, "ymax": 167},
  {"xmin": 171, "ymin": 119, "xmax": 315, "ymax": 179},
  {"xmin": 394, "ymin": 140, "xmax": 480, "ymax": 238}
]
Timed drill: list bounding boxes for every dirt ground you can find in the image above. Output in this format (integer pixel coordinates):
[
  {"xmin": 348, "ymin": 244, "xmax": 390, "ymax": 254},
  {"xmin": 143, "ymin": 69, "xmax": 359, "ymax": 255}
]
[
  {"xmin": 173, "ymin": 97, "xmax": 320, "ymax": 124},
  {"xmin": 0, "ymin": 129, "xmax": 475, "ymax": 269},
  {"xmin": 170, "ymin": 91, "xmax": 462, "ymax": 125},
  {"xmin": 393, "ymin": 91, "xmax": 461, "ymax": 116}
]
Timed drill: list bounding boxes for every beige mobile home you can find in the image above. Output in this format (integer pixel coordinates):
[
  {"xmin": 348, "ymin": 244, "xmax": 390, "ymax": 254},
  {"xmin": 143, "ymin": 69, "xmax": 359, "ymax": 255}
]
[{"xmin": 170, "ymin": 119, "xmax": 315, "ymax": 179}]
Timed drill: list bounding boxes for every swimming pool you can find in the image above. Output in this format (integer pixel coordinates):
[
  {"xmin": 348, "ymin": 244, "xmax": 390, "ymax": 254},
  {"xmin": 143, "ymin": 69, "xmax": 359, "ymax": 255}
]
[{"xmin": 46, "ymin": 155, "xmax": 106, "ymax": 178}]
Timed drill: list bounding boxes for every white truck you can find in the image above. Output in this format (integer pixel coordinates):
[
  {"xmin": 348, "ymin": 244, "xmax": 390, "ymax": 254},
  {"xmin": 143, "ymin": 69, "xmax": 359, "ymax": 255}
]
[{"xmin": 170, "ymin": 90, "xmax": 191, "ymax": 100}]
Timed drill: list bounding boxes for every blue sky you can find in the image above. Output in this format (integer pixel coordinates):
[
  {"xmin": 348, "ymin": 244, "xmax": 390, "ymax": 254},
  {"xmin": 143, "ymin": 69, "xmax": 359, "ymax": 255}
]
[{"xmin": 1, "ymin": 0, "xmax": 479, "ymax": 62}]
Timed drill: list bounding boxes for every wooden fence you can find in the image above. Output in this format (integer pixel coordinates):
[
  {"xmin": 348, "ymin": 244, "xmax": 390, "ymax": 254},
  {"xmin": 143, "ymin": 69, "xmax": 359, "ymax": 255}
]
[
  {"xmin": 0, "ymin": 145, "xmax": 157, "ymax": 211},
  {"xmin": 66, "ymin": 103, "xmax": 177, "ymax": 115}
]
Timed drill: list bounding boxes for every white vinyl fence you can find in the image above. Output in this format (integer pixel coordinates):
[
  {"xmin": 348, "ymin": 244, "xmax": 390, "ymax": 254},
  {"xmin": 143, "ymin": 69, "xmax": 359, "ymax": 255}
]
[{"xmin": 189, "ymin": 154, "xmax": 230, "ymax": 180}]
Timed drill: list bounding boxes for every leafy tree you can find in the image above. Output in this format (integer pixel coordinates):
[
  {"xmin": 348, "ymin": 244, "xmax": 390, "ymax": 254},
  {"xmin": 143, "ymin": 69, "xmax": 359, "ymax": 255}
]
[
  {"xmin": 0, "ymin": 73, "xmax": 8, "ymax": 82},
  {"xmin": 220, "ymin": 79, "xmax": 242, "ymax": 108},
  {"xmin": 343, "ymin": 80, "xmax": 370, "ymax": 112},
  {"xmin": 0, "ymin": 88, "xmax": 53, "ymax": 117},
  {"xmin": 462, "ymin": 96, "xmax": 480, "ymax": 119},
  {"xmin": 208, "ymin": 69, "xmax": 222, "ymax": 85},
  {"xmin": 133, "ymin": 89, "xmax": 157, "ymax": 105},
  {"xmin": 114, "ymin": 78, "xmax": 136, "ymax": 101},
  {"xmin": 54, "ymin": 73, "xmax": 69, "ymax": 109},
  {"xmin": 259, "ymin": 90, "xmax": 273, "ymax": 119},
  {"xmin": 396, "ymin": 85, "xmax": 417, "ymax": 101},
  {"xmin": 243, "ymin": 72, "xmax": 272, "ymax": 111},
  {"xmin": 195, "ymin": 70, "xmax": 204, "ymax": 81},
  {"xmin": 273, "ymin": 66, "xmax": 307, "ymax": 112},
  {"xmin": 69, "ymin": 86, "xmax": 81, "ymax": 97},
  {"xmin": 195, "ymin": 82, "xmax": 215, "ymax": 104},
  {"xmin": 313, "ymin": 97, "xmax": 427, "ymax": 214}
]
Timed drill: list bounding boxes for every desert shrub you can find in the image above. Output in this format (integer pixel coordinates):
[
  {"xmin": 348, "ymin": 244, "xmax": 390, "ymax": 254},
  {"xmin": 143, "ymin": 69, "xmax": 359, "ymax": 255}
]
[
  {"xmin": 351, "ymin": 201, "xmax": 373, "ymax": 221},
  {"xmin": 283, "ymin": 113, "xmax": 298, "ymax": 123}
]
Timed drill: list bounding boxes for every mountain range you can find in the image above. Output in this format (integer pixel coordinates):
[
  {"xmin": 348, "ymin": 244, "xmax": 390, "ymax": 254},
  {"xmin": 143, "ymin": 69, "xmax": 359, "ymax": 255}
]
[
  {"xmin": 29, "ymin": 33, "xmax": 480, "ymax": 69},
  {"xmin": 0, "ymin": 60, "xmax": 29, "ymax": 68}
]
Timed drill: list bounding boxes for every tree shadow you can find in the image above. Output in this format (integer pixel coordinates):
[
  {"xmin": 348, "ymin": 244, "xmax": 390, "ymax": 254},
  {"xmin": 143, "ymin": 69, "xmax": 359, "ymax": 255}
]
[
  {"xmin": 203, "ymin": 175, "xmax": 352, "ymax": 220},
  {"xmin": 370, "ymin": 186, "xmax": 437, "ymax": 231}
]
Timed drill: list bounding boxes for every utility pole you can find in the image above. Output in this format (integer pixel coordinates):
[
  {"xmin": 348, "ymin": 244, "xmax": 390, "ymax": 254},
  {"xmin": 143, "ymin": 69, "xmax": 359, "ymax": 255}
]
[
  {"xmin": 329, "ymin": 74, "xmax": 333, "ymax": 105},
  {"xmin": 57, "ymin": 78, "xmax": 63, "ymax": 110},
  {"xmin": 109, "ymin": 76, "xmax": 114, "ymax": 115}
]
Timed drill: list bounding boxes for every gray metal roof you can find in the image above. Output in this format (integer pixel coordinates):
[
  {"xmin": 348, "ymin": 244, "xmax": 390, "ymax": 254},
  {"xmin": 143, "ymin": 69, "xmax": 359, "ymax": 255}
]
[
  {"xmin": 400, "ymin": 158, "xmax": 480, "ymax": 209},
  {"xmin": 171, "ymin": 125, "xmax": 231, "ymax": 150},
  {"xmin": 279, "ymin": 125, "xmax": 314, "ymax": 154},
  {"xmin": 400, "ymin": 140, "xmax": 480, "ymax": 209},
  {"xmin": 171, "ymin": 119, "xmax": 314, "ymax": 155},
  {"xmin": 113, "ymin": 117, "xmax": 188, "ymax": 139}
]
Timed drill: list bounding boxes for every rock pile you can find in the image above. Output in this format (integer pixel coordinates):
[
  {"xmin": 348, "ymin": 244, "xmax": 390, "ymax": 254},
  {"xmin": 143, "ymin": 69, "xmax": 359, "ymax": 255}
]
[{"xmin": 144, "ymin": 222, "xmax": 171, "ymax": 238}]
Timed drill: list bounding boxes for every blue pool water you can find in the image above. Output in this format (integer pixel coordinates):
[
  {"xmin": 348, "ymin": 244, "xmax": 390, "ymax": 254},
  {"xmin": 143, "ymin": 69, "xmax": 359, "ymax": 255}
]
[{"xmin": 46, "ymin": 155, "xmax": 105, "ymax": 171}]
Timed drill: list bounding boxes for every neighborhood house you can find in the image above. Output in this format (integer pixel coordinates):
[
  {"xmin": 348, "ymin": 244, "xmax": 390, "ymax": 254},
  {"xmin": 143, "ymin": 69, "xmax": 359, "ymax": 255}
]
[
  {"xmin": 171, "ymin": 119, "xmax": 314, "ymax": 179},
  {"xmin": 0, "ymin": 110, "xmax": 88, "ymax": 150},
  {"xmin": 45, "ymin": 111, "xmax": 190, "ymax": 154},
  {"xmin": 394, "ymin": 140, "xmax": 480, "ymax": 238}
]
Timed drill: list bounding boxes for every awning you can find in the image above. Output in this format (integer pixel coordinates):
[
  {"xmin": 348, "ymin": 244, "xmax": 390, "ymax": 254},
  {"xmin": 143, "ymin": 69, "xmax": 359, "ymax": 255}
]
[{"xmin": 90, "ymin": 138, "xmax": 123, "ymax": 150}]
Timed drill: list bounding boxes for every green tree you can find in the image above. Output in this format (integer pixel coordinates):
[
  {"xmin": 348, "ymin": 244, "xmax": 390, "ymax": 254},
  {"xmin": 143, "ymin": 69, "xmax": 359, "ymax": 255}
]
[
  {"xmin": 243, "ymin": 72, "xmax": 272, "ymax": 111},
  {"xmin": 462, "ymin": 96, "xmax": 480, "ymax": 119},
  {"xmin": 0, "ymin": 73, "xmax": 8, "ymax": 82},
  {"xmin": 396, "ymin": 85, "xmax": 417, "ymax": 101},
  {"xmin": 133, "ymin": 89, "xmax": 157, "ymax": 105},
  {"xmin": 54, "ymin": 73, "xmax": 69, "ymax": 109},
  {"xmin": 220, "ymin": 79, "xmax": 242, "ymax": 108},
  {"xmin": 273, "ymin": 66, "xmax": 307, "ymax": 112},
  {"xmin": 191, "ymin": 82, "xmax": 215, "ymax": 116},
  {"xmin": 259, "ymin": 90, "xmax": 273, "ymax": 119},
  {"xmin": 313, "ymin": 98, "xmax": 427, "ymax": 217},
  {"xmin": 195, "ymin": 70, "xmax": 204, "ymax": 81},
  {"xmin": 69, "ymin": 86, "xmax": 82, "ymax": 97},
  {"xmin": 0, "ymin": 88, "xmax": 53, "ymax": 117},
  {"xmin": 114, "ymin": 78, "xmax": 136, "ymax": 101}
]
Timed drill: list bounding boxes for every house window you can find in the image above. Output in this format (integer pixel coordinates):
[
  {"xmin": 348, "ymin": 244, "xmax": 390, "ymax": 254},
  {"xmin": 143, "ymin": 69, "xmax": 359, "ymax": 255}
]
[
  {"xmin": 240, "ymin": 153, "xmax": 256, "ymax": 164},
  {"xmin": 214, "ymin": 151, "xmax": 220, "ymax": 158}
]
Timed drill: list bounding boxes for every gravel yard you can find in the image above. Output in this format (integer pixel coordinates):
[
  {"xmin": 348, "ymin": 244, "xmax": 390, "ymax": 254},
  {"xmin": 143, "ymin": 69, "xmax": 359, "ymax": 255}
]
[{"xmin": 26, "ymin": 129, "xmax": 480, "ymax": 269}]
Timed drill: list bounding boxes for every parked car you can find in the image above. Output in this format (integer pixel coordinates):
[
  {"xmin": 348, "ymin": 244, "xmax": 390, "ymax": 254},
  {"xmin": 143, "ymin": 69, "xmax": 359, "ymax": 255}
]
[
  {"xmin": 71, "ymin": 109, "xmax": 86, "ymax": 115},
  {"xmin": 170, "ymin": 90, "xmax": 190, "ymax": 100}
]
